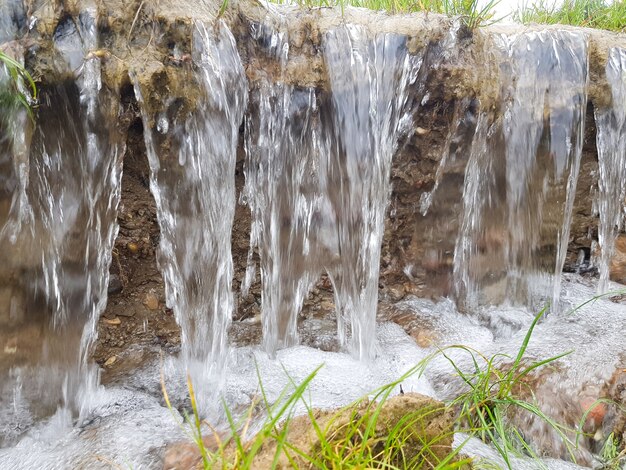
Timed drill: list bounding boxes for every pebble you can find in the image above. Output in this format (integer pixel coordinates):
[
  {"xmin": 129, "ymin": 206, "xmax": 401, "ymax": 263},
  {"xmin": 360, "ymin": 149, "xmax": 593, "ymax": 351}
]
[
  {"xmin": 143, "ymin": 292, "xmax": 159, "ymax": 310},
  {"xmin": 103, "ymin": 317, "xmax": 121, "ymax": 325},
  {"xmin": 104, "ymin": 356, "xmax": 117, "ymax": 367},
  {"xmin": 107, "ymin": 274, "xmax": 123, "ymax": 295},
  {"xmin": 580, "ymin": 396, "xmax": 607, "ymax": 430},
  {"xmin": 4, "ymin": 337, "xmax": 17, "ymax": 354}
]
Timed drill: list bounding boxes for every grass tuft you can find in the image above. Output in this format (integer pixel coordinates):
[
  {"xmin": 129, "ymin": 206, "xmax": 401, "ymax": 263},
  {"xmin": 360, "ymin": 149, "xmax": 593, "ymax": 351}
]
[
  {"xmin": 269, "ymin": 0, "xmax": 501, "ymax": 29},
  {"xmin": 516, "ymin": 0, "xmax": 626, "ymax": 32},
  {"xmin": 0, "ymin": 50, "xmax": 37, "ymax": 120},
  {"xmin": 162, "ymin": 302, "xmax": 613, "ymax": 469}
]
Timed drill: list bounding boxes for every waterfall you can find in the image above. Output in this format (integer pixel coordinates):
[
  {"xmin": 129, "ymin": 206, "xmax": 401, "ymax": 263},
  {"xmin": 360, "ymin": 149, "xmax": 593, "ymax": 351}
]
[
  {"xmin": 0, "ymin": 6, "xmax": 124, "ymax": 430},
  {"xmin": 242, "ymin": 23, "xmax": 423, "ymax": 360},
  {"xmin": 322, "ymin": 26, "xmax": 421, "ymax": 359},
  {"xmin": 243, "ymin": 22, "xmax": 322, "ymax": 356},
  {"xmin": 454, "ymin": 31, "xmax": 589, "ymax": 311},
  {"xmin": 133, "ymin": 21, "xmax": 247, "ymax": 388},
  {"xmin": 594, "ymin": 47, "xmax": 626, "ymax": 293}
]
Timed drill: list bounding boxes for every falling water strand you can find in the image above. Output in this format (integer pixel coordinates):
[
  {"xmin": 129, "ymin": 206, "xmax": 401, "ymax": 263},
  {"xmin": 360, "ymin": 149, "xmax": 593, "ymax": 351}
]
[
  {"xmin": 243, "ymin": 22, "xmax": 322, "ymax": 356},
  {"xmin": 133, "ymin": 21, "xmax": 247, "ymax": 390},
  {"xmin": 453, "ymin": 111, "xmax": 501, "ymax": 307},
  {"xmin": 501, "ymin": 31, "xmax": 588, "ymax": 311},
  {"xmin": 454, "ymin": 31, "xmax": 588, "ymax": 311},
  {"xmin": 322, "ymin": 26, "xmax": 421, "ymax": 360},
  {"xmin": 593, "ymin": 47, "xmax": 626, "ymax": 293},
  {"xmin": 0, "ymin": 6, "xmax": 124, "ymax": 432}
]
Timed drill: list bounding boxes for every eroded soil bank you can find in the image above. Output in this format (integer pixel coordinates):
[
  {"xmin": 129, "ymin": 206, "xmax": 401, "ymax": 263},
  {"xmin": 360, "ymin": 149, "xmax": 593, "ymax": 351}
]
[{"xmin": 1, "ymin": 0, "xmax": 626, "ymax": 465}]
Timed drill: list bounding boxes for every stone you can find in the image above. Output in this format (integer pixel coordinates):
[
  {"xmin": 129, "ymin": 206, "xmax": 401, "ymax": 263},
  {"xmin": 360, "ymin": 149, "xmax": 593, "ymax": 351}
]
[
  {"xmin": 103, "ymin": 317, "xmax": 121, "ymax": 325},
  {"xmin": 143, "ymin": 292, "xmax": 160, "ymax": 310},
  {"xmin": 580, "ymin": 396, "xmax": 607, "ymax": 431},
  {"xmin": 104, "ymin": 356, "xmax": 117, "ymax": 367},
  {"xmin": 412, "ymin": 329, "xmax": 437, "ymax": 348},
  {"xmin": 162, "ymin": 435, "xmax": 221, "ymax": 470},
  {"xmin": 3, "ymin": 336, "xmax": 17, "ymax": 354},
  {"xmin": 127, "ymin": 241, "xmax": 140, "ymax": 254},
  {"xmin": 387, "ymin": 284, "xmax": 406, "ymax": 301},
  {"xmin": 108, "ymin": 274, "xmax": 123, "ymax": 295},
  {"xmin": 610, "ymin": 235, "xmax": 626, "ymax": 283},
  {"xmin": 247, "ymin": 393, "xmax": 455, "ymax": 469}
]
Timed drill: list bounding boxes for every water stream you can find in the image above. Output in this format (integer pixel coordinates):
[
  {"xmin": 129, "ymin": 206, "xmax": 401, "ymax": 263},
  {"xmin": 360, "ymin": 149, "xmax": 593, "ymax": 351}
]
[
  {"xmin": 133, "ymin": 21, "xmax": 248, "ymax": 399},
  {"xmin": 0, "ymin": 6, "xmax": 625, "ymax": 470},
  {"xmin": 0, "ymin": 5, "xmax": 123, "ymax": 442},
  {"xmin": 454, "ymin": 31, "xmax": 589, "ymax": 311},
  {"xmin": 593, "ymin": 47, "xmax": 626, "ymax": 293}
]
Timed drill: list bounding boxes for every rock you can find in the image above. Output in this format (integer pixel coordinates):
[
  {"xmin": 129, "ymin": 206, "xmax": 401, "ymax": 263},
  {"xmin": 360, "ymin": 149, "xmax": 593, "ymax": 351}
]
[
  {"xmin": 127, "ymin": 241, "xmax": 140, "ymax": 254},
  {"xmin": 103, "ymin": 317, "xmax": 121, "ymax": 325},
  {"xmin": 104, "ymin": 356, "xmax": 117, "ymax": 367},
  {"xmin": 143, "ymin": 292, "xmax": 160, "ymax": 310},
  {"xmin": 108, "ymin": 274, "xmax": 123, "ymax": 295},
  {"xmin": 247, "ymin": 392, "xmax": 455, "ymax": 469},
  {"xmin": 387, "ymin": 284, "xmax": 406, "ymax": 301},
  {"xmin": 580, "ymin": 396, "xmax": 608, "ymax": 431},
  {"xmin": 610, "ymin": 235, "xmax": 626, "ymax": 283},
  {"xmin": 3, "ymin": 337, "xmax": 17, "ymax": 354},
  {"xmin": 412, "ymin": 329, "xmax": 437, "ymax": 348},
  {"xmin": 162, "ymin": 435, "xmax": 221, "ymax": 470}
]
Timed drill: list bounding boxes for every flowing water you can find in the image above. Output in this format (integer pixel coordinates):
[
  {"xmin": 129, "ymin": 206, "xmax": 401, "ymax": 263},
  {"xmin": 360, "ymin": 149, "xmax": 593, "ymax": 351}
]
[
  {"xmin": 0, "ymin": 5, "xmax": 123, "ymax": 443},
  {"xmin": 243, "ymin": 20, "xmax": 322, "ymax": 355},
  {"xmin": 320, "ymin": 26, "xmax": 423, "ymax": 360},
  {"xmin": 593, "ymin": 47, "xmax": 626, "ymax": 293},
  {"xmin": 133, "ymin": 20, "xmax": 247, "ymax": 399},
  {"xmin": 454, "ymin": 31, "xmax": 589, "ymax": 311},
  {"xmin": 243, "ymin": 22, "xmax": 425, "ymax": 359},
  {"xmin": 0, "ymin": 6, "xmax": 625, "ymax": 470}
]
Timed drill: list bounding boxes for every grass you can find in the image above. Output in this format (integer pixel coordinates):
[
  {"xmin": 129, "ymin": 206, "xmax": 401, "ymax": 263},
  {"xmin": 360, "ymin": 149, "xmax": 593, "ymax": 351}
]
[
  {"xmin": 160, "ymin": 304, "xmax": 607, "ymax": 470},
  {"xmin": 269, "ymin": 0, "xmax": 501, "ymax": 28},
  {"xmin": 600, "ymin": 432, "xmax": 626, "ymax": 469},
  {"xmin": 516, "ymin": 0, "xmax": 626, "ymax": 32},
  {"xmin": 0, "ymin": 50, "xmax": 37, "ymax": 120}
]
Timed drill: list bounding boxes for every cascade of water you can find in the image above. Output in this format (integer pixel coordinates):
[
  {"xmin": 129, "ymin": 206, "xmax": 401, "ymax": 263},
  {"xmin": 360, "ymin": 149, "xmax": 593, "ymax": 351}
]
[
  {"xmin": 243, "ymin": 22, "xmax": 322, "ymax": 356},
  {"xmin": 133, "ymin": 21, "xmax": 247, "ymax": 388},
  {"xmin": 593, "ymin": 47, "xmax": 626, "ymax": 293},
  {"xmin": 322, "ymin": 26, "xmax": 421, "ymax": 360},
  {"xmin": 453, "ymin": 112, "xmax": 503, "ymax": 307},
  {"xmin": 0, "ymin": 6, "xmax": 124, "ymax": 433},
  {"xmin": 453, "ymin": 31, "xmax": 589, "ymax": 311}
]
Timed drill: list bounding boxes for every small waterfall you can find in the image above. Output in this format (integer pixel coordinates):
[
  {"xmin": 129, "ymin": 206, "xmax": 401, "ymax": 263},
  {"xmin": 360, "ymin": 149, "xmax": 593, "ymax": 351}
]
[
  {"xmin": 454, "ymin": 31, "xmax": 589, "ymax": 311},
  {"xmin": 593, "ymin": 47, "xmax": 626, "ymax": 293},
  {"xmin": 243, "ymin": 22, "xmax": 322, "ymax": 355},
  {"xmin": 0, "ymin": 6, "xmax": 124, "ymax": 430},
  {"xmin": 243, "ymin": 23, "xmax": 424, "ymax": 360},
  {"xmin": 133, "ymin": 21, "xmax": 247, "ymax": 387},
  {"xmin": 322, "ymin": 26, "xmax": 421, "ymax": 359}
]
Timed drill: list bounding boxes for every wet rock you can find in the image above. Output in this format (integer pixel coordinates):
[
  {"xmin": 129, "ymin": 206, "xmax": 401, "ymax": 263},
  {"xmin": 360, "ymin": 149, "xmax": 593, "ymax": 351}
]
[
  {"xmin": 163, "ymin": 435, "xmax": 221, "ymax": 470},
  {"xmin": 610, "ymin": 235, "xmax": 626, "ymax": 283},
  {"xmin": 411, "ymin": 329, "xmax": 438, "ymax": 348},
  {"xmin": 386, "ymin": 284, "xmax": 406, "ymax": 301},
  {"xmin": 580, "ymin": 395, "xmax": 608, "ymax": 431},
  {"xmin": 108, "ymin": 274, "xmax": 123, "ymax": 295}
]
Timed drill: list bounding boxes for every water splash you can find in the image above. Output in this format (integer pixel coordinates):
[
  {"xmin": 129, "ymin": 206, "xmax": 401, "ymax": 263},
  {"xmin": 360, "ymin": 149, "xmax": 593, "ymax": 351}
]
[
  {"xmin": 593, "ymin": 47, "xmax": 626, "ymax": 293},
  {"xmin": 454, "ymin": 31, "xmax": 589, "ymax": 311},
  {"xmin": 322, "ymin": 25, "xmax": 422, "ymax": 359},
  {"xmin": 133, "ymin": 21, "xmax": 247, "ymax": 393}
]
